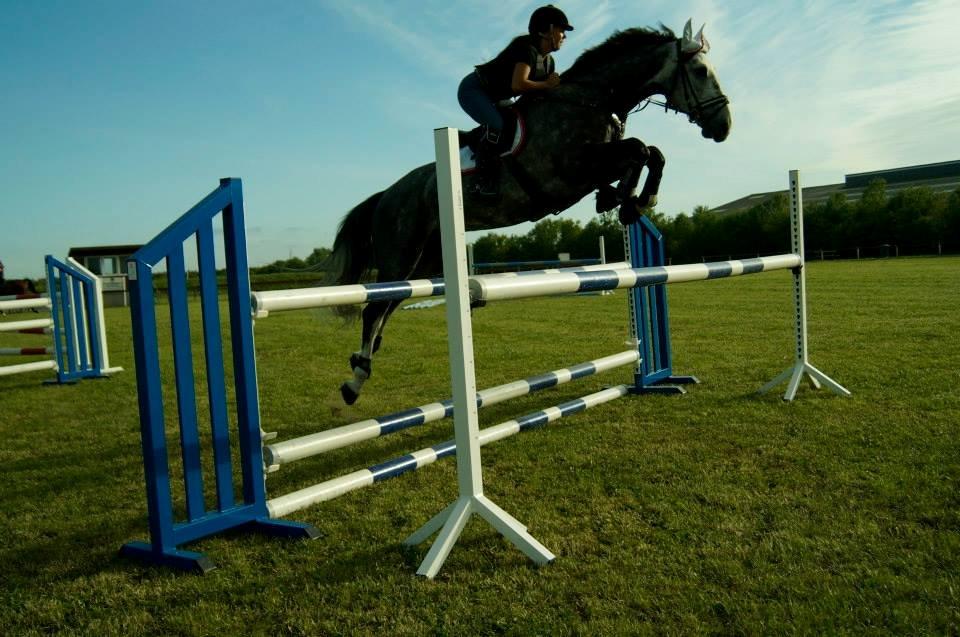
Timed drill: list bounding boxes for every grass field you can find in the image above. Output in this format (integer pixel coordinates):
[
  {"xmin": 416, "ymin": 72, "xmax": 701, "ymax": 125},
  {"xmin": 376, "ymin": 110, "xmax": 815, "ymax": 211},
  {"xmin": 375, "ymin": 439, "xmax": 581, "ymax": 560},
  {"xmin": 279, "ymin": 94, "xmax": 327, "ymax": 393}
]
[{"xmin": 1, "ymin": 256, "xmax": 958, "ymax": 635}]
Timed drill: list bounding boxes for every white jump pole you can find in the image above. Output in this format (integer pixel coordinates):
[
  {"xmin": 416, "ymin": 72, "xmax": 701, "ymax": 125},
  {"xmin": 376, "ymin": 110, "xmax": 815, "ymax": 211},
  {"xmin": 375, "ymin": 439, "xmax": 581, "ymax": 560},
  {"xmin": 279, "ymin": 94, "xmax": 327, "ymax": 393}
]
[
  {"xmin": 0, "ymin": 297, "xmax": 51, "ymax": 312},
  {"xmin": 0, "ymin": 318, "xmax": 54, "ymax": 333},
  {"xmin": 404, "ymin": 127, "xmax": 554, "ymax": 579},
  {"xmin": 0, "ymin": 360, "xmax": 58, "ymax": 377},
  {"xmin": 758, "ymin": 170, "xmax": 850, "ymax": 401}
]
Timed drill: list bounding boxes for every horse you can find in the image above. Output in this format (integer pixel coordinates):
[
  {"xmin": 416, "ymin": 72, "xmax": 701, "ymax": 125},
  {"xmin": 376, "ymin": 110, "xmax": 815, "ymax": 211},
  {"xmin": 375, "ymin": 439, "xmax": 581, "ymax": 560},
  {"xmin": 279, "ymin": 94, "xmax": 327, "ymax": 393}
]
[
  {"xmin": 329, "ymin": 21, "xmax": 732, "ymax": 405},
  {"xmin": 0, "ymin": 277, "xmax": 38, "ymax": 299},
  {"xmin": 0, "ymin": 259, "xmax": 39, "ymax": 302}
]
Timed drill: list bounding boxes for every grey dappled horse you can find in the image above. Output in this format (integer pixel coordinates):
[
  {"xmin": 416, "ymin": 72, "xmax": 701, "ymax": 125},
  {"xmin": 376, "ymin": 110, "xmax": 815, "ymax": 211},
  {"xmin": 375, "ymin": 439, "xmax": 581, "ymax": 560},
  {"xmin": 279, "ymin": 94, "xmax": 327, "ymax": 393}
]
[{"xmin": 332, "ymin": 22, "xmax": 732, "ymax": 404}]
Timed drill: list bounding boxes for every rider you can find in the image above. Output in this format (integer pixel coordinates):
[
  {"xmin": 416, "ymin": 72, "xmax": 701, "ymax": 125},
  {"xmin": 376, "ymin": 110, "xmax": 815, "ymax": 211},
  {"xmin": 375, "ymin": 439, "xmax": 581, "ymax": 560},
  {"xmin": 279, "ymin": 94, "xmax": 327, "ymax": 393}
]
[{"xmin": 458, "ymin": 5, "xmax": 573, "ymax": 198}]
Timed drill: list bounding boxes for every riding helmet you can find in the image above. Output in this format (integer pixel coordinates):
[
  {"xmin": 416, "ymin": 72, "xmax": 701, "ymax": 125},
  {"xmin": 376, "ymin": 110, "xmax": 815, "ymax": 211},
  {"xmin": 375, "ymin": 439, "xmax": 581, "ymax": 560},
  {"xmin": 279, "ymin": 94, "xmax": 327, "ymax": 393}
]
[{"xmin": 528, "ymin": 5, "xmax": 574, "ymax": 35}]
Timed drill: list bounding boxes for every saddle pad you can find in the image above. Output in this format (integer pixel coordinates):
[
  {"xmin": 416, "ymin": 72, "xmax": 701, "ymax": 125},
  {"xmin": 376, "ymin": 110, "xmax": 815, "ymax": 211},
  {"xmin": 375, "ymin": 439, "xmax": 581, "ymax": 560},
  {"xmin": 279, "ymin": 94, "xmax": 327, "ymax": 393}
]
[{"xmin": 460, "ymin": 114, "xmax": 527, "ymax": 175}]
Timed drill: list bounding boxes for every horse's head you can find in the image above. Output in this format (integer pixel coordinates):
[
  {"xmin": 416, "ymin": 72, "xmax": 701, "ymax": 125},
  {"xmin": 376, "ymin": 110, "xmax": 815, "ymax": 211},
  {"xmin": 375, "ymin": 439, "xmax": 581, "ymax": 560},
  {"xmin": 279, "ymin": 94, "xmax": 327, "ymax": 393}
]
[
  {"xmin": 561, "ymin": 23, "xmax": 732, "ymax": 142},
  {"xmin": 657, "ymin": 20, "xmax": 732, "ymax": 142}
]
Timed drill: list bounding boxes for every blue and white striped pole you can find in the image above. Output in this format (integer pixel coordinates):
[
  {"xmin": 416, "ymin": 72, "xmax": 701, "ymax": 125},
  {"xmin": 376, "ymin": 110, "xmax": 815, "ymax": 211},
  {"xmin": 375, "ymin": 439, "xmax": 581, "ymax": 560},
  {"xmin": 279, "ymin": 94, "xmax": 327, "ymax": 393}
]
[
  {"xmin": 469, "ymin": 254, "xmax": 802, "ymax": 302},
  {"xmin": 264, "ymin": 349, "xmax": 639, "ymax": 467},
  {"xmin": 266, "ymin": 384, "xmax": 631, "ymax": 518},
  {"xmin": 250, "ymin": 261, "xmax": 633, "ymax": 317}
]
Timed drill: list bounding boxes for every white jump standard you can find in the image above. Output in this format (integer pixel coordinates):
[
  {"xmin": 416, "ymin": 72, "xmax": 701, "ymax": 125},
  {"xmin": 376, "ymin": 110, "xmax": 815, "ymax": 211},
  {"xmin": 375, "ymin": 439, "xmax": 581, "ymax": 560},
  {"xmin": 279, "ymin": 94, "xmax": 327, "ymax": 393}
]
[
  {"xmin": 758, "ymin": 171, "xmax": 851, "ymax": 400},
  {"xmin": 404, "ymin": 128, "xmax": 554, "ymax": 579},
  {"xmin": 121, "ymin": 136, "xmax": 848, "ymax": 575}
]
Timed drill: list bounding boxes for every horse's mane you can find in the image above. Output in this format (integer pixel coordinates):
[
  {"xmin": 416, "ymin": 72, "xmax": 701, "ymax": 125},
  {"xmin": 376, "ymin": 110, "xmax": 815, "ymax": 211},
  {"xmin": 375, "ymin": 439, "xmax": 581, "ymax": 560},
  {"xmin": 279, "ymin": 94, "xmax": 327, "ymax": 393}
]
[{"xmin": 563, "ymin": 26, "xmax": 676, "ymax": 80}]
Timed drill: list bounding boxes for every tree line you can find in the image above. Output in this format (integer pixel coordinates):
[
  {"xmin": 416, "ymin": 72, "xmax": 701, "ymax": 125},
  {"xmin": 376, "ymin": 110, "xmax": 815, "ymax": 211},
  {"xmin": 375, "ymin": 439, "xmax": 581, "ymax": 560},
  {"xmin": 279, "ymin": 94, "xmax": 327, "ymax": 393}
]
[
  {"xmin": 470, "ymin": 180, "xmax": 960, "ymax": 265},
  {"xmin": 257, "ymin": 180, "xmax": 960, "ymax": 273}
]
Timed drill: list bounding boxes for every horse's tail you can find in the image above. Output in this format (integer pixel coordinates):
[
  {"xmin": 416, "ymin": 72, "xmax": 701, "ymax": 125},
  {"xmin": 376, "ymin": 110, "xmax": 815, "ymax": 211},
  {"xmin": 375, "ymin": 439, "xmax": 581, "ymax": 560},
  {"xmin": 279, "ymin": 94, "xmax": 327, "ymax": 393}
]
[{"xmin": 329, "ymin": 191, "xmax": 383, "ymax": 285}]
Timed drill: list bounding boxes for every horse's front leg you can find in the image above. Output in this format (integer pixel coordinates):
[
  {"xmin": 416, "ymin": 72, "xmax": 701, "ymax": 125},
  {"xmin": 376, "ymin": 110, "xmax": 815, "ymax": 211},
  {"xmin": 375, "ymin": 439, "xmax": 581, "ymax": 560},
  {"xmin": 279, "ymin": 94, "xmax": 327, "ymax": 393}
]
[{"xmin": 590, "ymin": 138, "xmax": 666, "ymax": 225}]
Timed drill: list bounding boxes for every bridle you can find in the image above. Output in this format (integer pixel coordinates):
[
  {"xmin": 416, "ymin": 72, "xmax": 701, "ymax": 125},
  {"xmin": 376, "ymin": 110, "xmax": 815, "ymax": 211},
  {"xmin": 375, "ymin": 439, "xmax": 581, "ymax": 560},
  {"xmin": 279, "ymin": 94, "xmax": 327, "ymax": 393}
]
[{"xmin": 638, "ymin": 39, "xmax": 729, "ymax": 127}]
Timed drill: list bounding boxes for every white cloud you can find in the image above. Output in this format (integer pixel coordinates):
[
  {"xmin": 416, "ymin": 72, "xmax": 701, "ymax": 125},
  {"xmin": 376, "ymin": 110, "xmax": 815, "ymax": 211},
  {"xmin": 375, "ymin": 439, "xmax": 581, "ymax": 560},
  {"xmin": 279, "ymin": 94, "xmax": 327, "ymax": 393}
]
[{"xmin": 324, "ymin": 0, "xmax": 959, "ymax": 212}]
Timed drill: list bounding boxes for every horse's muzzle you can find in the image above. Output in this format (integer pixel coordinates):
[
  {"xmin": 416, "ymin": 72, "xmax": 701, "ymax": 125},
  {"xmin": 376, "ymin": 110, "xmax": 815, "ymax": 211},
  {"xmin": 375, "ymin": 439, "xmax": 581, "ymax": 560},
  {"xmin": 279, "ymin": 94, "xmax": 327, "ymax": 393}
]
[{"xmin": 701, "ymin": 106, "xmax": 732, "ymax": 142}]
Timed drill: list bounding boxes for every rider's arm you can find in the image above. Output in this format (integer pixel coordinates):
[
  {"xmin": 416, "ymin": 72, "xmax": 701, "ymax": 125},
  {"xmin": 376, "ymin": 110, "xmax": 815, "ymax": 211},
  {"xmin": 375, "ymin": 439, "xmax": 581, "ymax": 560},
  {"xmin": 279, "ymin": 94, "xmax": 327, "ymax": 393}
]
[{"xmin": 511, "ymin": 63, "xmax": 560, "ymax": 93}]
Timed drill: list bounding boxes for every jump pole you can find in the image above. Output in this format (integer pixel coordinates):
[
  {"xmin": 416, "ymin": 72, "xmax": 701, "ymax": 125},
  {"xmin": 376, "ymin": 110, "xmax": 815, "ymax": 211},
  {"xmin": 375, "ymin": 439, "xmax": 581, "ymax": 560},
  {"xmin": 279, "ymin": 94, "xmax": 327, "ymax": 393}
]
[{"xmin": 403, "ymin": 128, "xmax": 554, "ymax": 579}]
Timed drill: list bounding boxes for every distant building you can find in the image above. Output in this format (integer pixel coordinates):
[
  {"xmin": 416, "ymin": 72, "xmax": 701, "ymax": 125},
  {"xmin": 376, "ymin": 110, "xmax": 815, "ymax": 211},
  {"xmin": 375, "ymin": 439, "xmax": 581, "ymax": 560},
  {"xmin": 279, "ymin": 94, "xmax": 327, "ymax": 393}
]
[
  {"xmin": 711, "ymin": 160, "xmax": 960, "ymax": 215},
  {"xmin": 68, "ymin": 245, "xmax": 143, "ymax": 307}
]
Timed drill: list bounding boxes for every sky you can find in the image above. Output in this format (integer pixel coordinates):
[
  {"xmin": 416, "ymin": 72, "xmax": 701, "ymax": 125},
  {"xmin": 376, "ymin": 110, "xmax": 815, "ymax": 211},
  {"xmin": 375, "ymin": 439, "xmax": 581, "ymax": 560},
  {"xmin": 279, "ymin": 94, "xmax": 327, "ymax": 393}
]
[{"xmin": 2, "ymin": 0, "xmax": 958, "ymax": 278}]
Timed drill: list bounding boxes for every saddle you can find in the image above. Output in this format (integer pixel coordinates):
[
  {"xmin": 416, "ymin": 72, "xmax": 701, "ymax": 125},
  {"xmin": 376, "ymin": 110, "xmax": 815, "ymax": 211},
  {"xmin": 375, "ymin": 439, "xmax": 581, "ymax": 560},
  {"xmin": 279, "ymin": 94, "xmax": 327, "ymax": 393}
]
[
  {"xmin": 457, "ymin": 106, "xmax": 526, "ymax": 175},
  {"xmin": 456, "ymin": 104, "xmax": 567, "ymax": 220}
]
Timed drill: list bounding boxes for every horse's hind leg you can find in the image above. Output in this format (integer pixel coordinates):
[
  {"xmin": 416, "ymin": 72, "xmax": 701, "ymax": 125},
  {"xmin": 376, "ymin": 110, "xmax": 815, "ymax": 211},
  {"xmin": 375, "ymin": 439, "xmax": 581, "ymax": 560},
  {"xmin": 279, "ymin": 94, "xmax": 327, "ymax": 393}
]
[{"xmin": 340, "ymin": 299, "xmax": 398, "ymax": 405}]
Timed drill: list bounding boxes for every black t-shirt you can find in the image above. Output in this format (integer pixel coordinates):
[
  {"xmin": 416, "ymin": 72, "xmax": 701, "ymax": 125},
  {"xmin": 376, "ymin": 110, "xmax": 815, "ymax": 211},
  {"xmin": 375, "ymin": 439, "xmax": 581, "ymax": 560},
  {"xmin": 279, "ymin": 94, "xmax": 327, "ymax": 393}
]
[{"xmin": 475, "ymin": 35, "xmax": 554, "ymax": 100}]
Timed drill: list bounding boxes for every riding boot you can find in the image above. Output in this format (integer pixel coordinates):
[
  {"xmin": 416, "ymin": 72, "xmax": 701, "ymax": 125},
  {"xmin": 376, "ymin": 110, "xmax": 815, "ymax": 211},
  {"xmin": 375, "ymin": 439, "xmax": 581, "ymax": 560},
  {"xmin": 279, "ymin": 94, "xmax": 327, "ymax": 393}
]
[{"xmin": 472, "ymin": 129, "xmax": 502, "ymax": 199}]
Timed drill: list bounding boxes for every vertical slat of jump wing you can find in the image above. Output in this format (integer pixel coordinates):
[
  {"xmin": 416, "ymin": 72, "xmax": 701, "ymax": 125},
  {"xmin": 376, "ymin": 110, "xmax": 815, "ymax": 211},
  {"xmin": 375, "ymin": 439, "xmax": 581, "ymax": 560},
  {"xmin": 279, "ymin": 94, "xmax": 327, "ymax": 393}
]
[
  {"xmin": 72, "ymin": 270, "xmax": 91, "ymax": 370},
  {"xmin": 59, "ymin": 266, "xmax": 76, "ymax": 376},
  {"xmin": 70, "ymin": 276, "xmax": 91, "ymax": 374},
  {"xmin": 196, "ymin": 221, "xmax": 235, "ymax": 511},
  {"xmin": 642, "ymin": 218, "xmax": 668, "ymax": 377},
  {"xmin": 166, "ymin": 248, "xmax": 206, "ymax": 522},
  {"xmin": 45, "ymin": 257, "xmax": 67, "ymax": 382},
  {"xmin": 628, "ymin": 222, "xmax": 653, "ymax": 382},
  {"xmin": 220, "ymin": 178, "xmax": 317, "ymax": 538},
  {"xmin": 622, "ymin": 225, "xmax": 643, "ymax": 389},
  {"xmin": 650, "ymin": 220, "xmax": 674, "ymax": 374},
  {"xmin": 80, "ymin": 275, "xmax": 105, "ymax": 374},
  {"xmin": 220, "ymin": 179, "xmax": 267, "ymax": 510},
  {"xmin": 59, "ymin": 265, "xmax": 79, "ymax": 377},
  {"xmin": 127, "ymin": 260, "xmax": 180, "ymax": 555}
]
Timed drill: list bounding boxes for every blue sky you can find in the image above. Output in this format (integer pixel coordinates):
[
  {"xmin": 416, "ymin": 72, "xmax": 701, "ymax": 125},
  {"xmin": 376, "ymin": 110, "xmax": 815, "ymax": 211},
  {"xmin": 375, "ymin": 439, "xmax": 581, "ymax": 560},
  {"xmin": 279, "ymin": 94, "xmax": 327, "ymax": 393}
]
[{"xmin": 2, "ymin": 0, "xmax": 958, "ymax": 278}]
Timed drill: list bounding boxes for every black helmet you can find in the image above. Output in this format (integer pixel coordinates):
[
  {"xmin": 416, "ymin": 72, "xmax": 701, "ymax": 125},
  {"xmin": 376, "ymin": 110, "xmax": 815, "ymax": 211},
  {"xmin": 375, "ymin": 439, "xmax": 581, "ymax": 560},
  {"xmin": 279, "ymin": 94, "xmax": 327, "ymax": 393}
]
[{"xmin": 528, "ymin": 5, "xmax": 574, "ymax": 35}]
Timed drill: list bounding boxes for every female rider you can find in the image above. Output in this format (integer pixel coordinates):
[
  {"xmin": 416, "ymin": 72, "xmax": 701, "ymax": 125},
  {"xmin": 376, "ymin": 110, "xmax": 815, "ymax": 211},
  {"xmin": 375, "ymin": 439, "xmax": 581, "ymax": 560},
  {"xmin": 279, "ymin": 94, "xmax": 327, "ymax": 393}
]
[{"xmin": 458, "ymin": 5, "xmax": 573, "ymax": 197}]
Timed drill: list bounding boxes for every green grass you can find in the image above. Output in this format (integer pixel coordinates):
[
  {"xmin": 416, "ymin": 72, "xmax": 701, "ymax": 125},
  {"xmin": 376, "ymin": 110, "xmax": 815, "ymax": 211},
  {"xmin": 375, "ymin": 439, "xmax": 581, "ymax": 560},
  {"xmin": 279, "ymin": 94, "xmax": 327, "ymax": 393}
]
[{"xmin": 1, "ymin": 257, "xmax": 958, "ymax": 635}]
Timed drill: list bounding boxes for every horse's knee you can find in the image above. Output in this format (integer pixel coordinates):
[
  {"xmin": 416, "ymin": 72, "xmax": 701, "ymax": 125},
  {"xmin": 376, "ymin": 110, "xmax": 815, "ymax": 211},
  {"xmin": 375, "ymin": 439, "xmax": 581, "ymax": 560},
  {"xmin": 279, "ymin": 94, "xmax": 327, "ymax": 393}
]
[
  {"xmin": 646, "ymin": 145, "xmax": 665, "ymax": 170},
  {"xmin": 621, "ymin": 138, "xmax": 650, "ymax": 163}
]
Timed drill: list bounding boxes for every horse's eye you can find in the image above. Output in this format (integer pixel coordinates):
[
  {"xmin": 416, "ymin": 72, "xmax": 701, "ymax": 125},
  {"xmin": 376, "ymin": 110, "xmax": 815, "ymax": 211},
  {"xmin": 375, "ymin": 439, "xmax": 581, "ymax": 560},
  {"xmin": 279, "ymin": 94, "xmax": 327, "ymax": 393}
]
[{"xmin": 695, "ymin": 66, "xmax": 709, "ymax": 79}]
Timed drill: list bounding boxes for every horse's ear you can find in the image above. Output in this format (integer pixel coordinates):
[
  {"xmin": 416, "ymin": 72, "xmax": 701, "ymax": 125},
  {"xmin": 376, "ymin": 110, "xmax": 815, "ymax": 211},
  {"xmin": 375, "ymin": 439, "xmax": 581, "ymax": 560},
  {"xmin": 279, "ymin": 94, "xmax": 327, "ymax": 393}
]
[
  {"xmin": 681, "ymin": 19, "xmax": 707, "ymax": 57},
  {"xmin": 695, "ymin": 24, "xmax": 710, "ymax": 55}
]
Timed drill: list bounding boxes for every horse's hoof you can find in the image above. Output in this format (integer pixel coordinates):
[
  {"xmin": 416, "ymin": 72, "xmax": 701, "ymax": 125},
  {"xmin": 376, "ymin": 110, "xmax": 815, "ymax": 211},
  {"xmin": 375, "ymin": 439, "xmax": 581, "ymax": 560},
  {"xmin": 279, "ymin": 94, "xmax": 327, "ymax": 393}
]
[
  {"xmin": 340, "ymin": 383, "xmax": 359, "ymax": 405},
  {"xmin": 636, "ymin": 193, "xmax": 658, "ymax": 212},
  {"xmin": 618, "ymin": 203, "xmax": 639, "ymax": 226},
  {"xmin": 595, "ymin": 185, "xmax": 618, "ymax": 213}
]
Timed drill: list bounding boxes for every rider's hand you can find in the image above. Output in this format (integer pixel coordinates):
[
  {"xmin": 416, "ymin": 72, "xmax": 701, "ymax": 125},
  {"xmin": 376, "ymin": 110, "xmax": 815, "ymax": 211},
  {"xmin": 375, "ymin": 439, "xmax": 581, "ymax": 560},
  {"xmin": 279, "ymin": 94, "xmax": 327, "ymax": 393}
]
[{"xmin": 545, "ymin": 73, "xmax": 561, "ymax": 88}]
